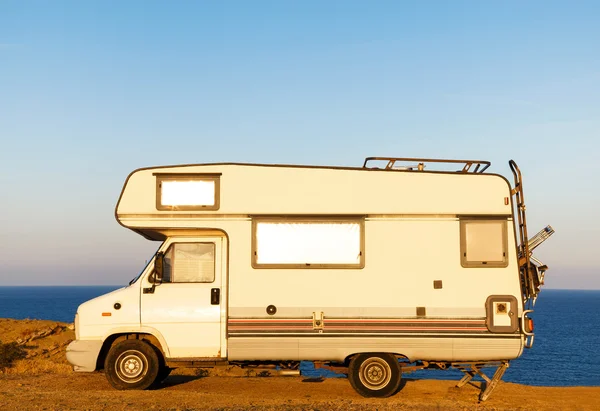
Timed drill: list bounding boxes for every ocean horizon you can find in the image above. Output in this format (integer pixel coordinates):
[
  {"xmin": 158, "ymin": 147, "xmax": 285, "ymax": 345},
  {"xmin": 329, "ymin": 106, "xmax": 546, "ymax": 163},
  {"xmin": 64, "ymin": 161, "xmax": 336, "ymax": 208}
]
[{"xmin": 1, "ymin": 286, "xmax": 599, "ymax": 387}]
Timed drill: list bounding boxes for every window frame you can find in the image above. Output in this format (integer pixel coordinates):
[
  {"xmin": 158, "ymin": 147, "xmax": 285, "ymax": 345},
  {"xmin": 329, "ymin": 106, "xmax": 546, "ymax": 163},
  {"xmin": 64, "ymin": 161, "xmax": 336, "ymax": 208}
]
[
  {"xmin": 459, "ymin": 217, "xmax": 509, "ymax": 268},
  {"xmin": 154, "ymin": 173, "xmax": 221, "ymax": 211},
  {"xmin": 251, "ymin": 217, "xmax": 365, "ymax": 269}
]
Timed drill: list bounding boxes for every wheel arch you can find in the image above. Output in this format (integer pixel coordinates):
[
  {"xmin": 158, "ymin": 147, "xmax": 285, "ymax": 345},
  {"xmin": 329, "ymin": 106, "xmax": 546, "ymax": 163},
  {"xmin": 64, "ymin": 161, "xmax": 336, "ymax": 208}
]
[
  {"xmin": 97, "ymin": 332, "xmax": 167, "ymax": 371},
  {"xmin": 344, "ymin": 351, "xmax": 409, "ymax": 366}
]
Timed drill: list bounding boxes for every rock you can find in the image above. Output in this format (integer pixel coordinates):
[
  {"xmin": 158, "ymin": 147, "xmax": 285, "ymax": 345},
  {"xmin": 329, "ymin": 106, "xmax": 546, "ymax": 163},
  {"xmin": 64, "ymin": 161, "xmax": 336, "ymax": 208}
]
[
  {"xmin": 28, "ymin": 327, "xmax": 53, "ymax": 342},
  {"xmin": 25, "ymin": 325, "xmax": 62, "ymax": 343}
]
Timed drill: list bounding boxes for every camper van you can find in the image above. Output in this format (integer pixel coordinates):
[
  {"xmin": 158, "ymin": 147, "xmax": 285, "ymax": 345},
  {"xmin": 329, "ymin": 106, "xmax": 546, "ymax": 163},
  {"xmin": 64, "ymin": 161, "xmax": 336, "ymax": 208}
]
[{"xmin": 66, "ymin": 157, "xmax": 552, "ymax": 401}]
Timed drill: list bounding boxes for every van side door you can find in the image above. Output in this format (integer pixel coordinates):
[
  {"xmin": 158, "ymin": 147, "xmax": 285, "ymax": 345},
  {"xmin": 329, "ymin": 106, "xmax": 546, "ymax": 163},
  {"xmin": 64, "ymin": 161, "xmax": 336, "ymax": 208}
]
[{"xmin": 141, "ymin": 236, "xmax": 226, "ymax": 358}]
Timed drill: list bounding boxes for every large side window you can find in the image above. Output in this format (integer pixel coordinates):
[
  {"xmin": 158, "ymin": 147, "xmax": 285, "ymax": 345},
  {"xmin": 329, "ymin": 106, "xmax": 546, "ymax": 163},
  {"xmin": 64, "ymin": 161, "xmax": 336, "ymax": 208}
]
[
  {"xmin": 162, "ymin": 243, "xmax": 215, "ymax": 283},
  {"xmin": 460, "ymin": 219, "xmax": 508, "ymax": 268},
  {"xmin": 252, "ymin": 218, "xmax": 364, "ymax": 268},
  {"xmin": 155, "ymin": 173, "xmax": 220, "ymax": 211}
]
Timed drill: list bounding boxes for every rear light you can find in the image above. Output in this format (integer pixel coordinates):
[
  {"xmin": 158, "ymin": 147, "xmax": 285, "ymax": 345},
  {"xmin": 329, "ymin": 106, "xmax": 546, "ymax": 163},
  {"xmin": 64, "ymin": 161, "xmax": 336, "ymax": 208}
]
[{"xmin": 526, "ymin": 318, "xmax": 534, "ymax": 333}]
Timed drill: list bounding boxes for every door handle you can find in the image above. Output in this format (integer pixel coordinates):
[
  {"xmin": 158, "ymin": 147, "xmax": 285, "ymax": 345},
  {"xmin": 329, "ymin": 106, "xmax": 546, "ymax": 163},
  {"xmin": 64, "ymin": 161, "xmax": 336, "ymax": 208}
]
[{"xmin": 211, "ymin": 288, "xmax": 220, "ymax": 305}]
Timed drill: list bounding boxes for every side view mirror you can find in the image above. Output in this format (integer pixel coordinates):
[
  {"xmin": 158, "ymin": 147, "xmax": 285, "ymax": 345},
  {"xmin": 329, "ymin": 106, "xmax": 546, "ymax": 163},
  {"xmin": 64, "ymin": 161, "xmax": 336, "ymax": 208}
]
[
  {"xmin": 144, "ymin": 252, "xmax": 164, "ymax": 294},
  {"xmin": 154, "ymin": 251, "xmax": 164, "ymax": 283}
]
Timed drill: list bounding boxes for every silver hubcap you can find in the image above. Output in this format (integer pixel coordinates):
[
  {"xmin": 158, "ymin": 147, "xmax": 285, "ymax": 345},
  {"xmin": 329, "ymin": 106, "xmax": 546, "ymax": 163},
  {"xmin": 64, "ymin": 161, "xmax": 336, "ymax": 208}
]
[
  {"xmin": 116, "ymin": 350, "xmax": 147, "ymax": 383},
  {"xmin": 358, "ymin": 357, "xmax": 392, "ymax": 390}
]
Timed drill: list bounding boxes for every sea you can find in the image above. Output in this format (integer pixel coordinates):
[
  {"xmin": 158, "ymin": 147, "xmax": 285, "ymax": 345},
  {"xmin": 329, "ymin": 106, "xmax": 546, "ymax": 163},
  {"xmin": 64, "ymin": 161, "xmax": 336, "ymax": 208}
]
[{"xmin": 0, "ymin": 287, "xmax": 598, "ymax": 387}]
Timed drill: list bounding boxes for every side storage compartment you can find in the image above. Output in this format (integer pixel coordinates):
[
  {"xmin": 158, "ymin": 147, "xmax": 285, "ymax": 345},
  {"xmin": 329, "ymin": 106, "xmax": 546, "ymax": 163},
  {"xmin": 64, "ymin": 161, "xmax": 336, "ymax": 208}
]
[{"xmin": 485, "ymin": 295, "xmax": 518, "ymax": 333}]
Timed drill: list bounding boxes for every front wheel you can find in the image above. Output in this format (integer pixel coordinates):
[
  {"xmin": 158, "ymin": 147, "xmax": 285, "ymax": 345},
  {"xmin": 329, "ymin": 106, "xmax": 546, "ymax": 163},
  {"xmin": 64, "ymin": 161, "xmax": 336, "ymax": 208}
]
[
  {"xmin": 348, "ymin": 353, "xmax": 402, "ymax": 398},
  {"xmin": 155, "ymin": 365, "xmax": 172, "ymax": 385},
  {"xmin": 104, "ymin": 340, "xmax": 160, "ymax": 390}
]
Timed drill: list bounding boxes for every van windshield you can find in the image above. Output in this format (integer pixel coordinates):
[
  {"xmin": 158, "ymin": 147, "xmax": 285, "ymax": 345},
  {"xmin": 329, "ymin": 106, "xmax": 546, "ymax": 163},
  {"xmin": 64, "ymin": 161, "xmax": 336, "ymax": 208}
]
[{"xmin": 128, "ymin": 245, "xmax": 161, "ymax": 285}]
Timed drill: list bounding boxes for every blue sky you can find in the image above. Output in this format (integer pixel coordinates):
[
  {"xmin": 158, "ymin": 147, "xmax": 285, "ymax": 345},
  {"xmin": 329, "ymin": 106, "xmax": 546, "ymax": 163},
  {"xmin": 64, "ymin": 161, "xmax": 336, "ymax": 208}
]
[{"xmin": 1, "ymin": 1, "xmax": 598, "ymax": 287}]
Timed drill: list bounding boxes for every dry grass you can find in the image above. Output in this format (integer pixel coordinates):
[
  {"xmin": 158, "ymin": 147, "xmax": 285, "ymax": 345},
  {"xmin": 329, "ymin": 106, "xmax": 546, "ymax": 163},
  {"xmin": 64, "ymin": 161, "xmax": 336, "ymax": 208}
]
[
  {"xmin": 0, "ymin": 341, "xmax": 27, "ymax": 370},
  {"xmin": 4, "ymin": 358, "xmax": 72, "ymax": 375},
  {"xmin": 0, "ymin": 318, "xmax": 75, "ymax": 376}
]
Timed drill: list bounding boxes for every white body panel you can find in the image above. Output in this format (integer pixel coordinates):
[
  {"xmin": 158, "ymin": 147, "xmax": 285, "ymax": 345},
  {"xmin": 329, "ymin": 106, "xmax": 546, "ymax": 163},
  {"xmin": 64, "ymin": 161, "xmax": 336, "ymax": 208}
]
[
  {"xmin": 227, "ymin": 336, "xmax": 523, "ymax": 362},
  {"xmin": 70, "ymin": 161, "xmax": 527, "ymax": 371},
  {"xmin": 117, "ymin": 164, "xmax": 512, "ymax": 216},
  {"xmin": 75, "ymin": 286, "xmax": 141, "ymax": 340},
  {"xmin": 114, "ymin": 218, "xmax": 520, "ymax": 317}
]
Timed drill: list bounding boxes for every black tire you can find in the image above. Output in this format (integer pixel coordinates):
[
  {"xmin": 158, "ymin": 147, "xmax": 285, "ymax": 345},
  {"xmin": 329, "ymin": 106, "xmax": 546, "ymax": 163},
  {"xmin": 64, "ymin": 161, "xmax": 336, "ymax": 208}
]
[
  {"xmin": 348, "ymin": 353, "xmax": 402, "ymax": 398},
  {"xmin": 150, "ymin": 344, "xmax": 171, "ymax": 388},
  {"xmin": 104, "ymin": 340, "xmax": 160, "ymax": 390},
  {"xmin": 155, "ymin": 366, "xmax": 172, "ymax": 384}
]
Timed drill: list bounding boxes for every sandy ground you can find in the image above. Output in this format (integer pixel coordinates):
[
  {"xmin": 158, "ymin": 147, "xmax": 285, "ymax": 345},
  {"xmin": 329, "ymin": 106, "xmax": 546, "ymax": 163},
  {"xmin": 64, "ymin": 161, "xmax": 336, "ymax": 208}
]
[
  {"xmin": 2, "ymin": 372, "xmax": 600, "ymax": 411},
  {"xmin": 1, "ymin": 319, "xmax": 599, "ymax": 410}
]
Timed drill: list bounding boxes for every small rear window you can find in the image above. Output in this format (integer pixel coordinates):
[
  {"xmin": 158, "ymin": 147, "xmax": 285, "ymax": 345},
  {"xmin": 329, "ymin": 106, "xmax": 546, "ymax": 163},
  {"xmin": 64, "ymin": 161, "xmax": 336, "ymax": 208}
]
[{"xmin": 460, "ymin": 219, "xmax": 508, "ymax": 268}]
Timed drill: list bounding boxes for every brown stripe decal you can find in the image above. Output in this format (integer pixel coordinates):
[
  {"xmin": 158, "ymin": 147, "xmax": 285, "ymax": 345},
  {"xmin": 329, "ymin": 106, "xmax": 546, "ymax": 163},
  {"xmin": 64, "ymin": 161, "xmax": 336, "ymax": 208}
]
[{"xmin": 227, "ymin": 317, "xmax": 494, "ymax": 336}]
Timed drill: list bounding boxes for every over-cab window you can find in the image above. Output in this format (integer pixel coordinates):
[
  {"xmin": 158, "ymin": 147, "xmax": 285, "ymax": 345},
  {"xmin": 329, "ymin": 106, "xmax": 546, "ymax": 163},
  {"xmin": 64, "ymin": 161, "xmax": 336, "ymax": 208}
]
[
  {"xmin": 155, "ymin": 173, "xmax": 220, "ymax": 211},
  {"xmin": 460, "ymin": 219, "xmax": 508, "ymax": 268},
  {"xmin": 252, "ymin": 219, "xmax": 364, "ymax": 268},
  {"xmin": 161, "ymin": 243, "xmax": 215, "ymax": 283}
]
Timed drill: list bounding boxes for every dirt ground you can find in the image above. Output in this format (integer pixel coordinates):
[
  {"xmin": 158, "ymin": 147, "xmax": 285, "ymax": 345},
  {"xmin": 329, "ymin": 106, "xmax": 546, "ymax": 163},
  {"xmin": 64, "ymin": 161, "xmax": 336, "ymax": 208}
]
[{"xmin": 1, "ymin": 319, "xmax": 599, "ymax": 410}]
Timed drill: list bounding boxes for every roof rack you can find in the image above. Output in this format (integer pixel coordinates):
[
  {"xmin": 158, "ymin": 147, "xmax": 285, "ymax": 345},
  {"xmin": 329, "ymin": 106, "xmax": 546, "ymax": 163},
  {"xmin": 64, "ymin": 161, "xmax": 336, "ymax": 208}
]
[{"xmin": 362, "ymin": 157, "xmax": 491, "ymax": 173}]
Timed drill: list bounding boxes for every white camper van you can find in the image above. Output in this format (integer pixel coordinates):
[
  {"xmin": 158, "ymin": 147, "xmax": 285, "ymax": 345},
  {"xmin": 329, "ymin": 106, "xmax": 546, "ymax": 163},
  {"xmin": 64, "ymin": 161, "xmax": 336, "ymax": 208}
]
[{"xmin": 66, "ymin": 157, "xmax": 553, "ymax": 400}]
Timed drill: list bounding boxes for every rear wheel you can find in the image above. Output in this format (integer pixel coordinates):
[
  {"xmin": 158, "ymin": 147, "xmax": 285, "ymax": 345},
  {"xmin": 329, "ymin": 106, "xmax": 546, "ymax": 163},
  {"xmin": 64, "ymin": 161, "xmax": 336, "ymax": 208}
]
[
  {"xmin": 104, "ymin": 340, "xmax": 160, "ymax": 390},
  {"xmin": 348, "ymin": 353, "xmax": 402, "ymax": 398}
]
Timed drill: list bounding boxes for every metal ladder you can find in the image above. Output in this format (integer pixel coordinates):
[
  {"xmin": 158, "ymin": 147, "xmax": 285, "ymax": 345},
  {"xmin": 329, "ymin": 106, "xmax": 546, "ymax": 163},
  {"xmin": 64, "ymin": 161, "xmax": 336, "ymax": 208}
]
[
  {"xmin": 509, "ymin": 160, "xmax": 553, "ymax": 308},
  {"xmin": 509, "ymin": 160, "xmax": 535, "ymax": 304}
]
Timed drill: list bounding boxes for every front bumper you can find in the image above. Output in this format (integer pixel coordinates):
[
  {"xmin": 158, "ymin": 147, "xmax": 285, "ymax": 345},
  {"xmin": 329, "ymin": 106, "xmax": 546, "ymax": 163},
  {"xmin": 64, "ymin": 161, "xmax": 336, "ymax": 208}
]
[{"xmin": 66, "ymin": 340, "xmax": 103, "ymax": 372}]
